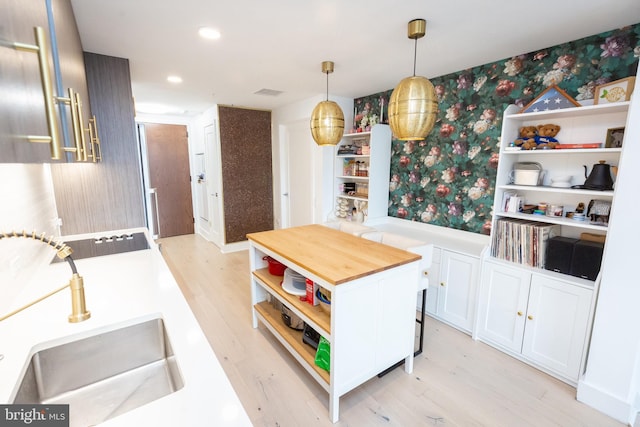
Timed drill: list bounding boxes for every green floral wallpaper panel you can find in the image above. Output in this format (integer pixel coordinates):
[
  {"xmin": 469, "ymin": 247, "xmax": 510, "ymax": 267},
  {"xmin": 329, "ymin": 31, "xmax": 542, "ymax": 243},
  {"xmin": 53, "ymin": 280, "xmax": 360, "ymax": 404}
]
[{"xmin": 354, "ymin": 24, "xmax": 640, "ymax": 235}]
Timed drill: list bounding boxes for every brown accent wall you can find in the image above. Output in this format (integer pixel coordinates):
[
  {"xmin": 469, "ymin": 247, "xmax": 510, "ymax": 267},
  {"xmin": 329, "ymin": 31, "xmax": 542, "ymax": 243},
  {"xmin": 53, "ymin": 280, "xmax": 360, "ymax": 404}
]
[{"xmin": 218, "ymin": 106, "xmax": 273, "ymax": 243}]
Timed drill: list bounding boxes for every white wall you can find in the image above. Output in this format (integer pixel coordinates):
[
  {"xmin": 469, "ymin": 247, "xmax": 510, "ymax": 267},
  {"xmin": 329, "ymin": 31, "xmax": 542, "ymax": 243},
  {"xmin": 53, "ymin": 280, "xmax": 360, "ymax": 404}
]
[
  {"xmin": 272, "ymin": 94, "xmax": 354, "ymax": 228},
  {"xmin": 0, "ymin": 164, "xmax": 59, "ymax": 313},
  {"xmin": 577, "ymin": 88, "xmax": 640, "ymax": 424}
]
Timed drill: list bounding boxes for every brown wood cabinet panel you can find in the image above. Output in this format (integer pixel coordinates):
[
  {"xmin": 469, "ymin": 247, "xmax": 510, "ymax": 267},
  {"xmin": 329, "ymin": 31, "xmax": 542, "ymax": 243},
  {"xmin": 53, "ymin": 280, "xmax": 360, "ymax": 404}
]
[
  {"xmin": 0, "ymin": 0, "xmax": 56, "ymax": 162},
  {"xmin": 50, "ymin": 0, "xmax": 92, "ymax": 160},
  {"xmin": 50, "ymin": 53, "xmax": 145, "ymax": 235},
  {"xmin": 0, "ymin": 0, "xmax": 91, "ymax": 163},
  {"xmin": 218, "ymin": 106, "xmax": 273, "ymax": 243}
]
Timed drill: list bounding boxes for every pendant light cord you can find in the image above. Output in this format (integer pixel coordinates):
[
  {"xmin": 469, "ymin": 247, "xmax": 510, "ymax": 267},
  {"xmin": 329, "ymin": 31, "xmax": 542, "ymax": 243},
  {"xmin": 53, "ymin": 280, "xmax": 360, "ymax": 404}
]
[
  {"xmin": 413, "ymin": 37, "xmax": 418, "ymax": 77},
  {"xmin": 325, "ymin": 71, "xmax": 329, "ymax": 101}
]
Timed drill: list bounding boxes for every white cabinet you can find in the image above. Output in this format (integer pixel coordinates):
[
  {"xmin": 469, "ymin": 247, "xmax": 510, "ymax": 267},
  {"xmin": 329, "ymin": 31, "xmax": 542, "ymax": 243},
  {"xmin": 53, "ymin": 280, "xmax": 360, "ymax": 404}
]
[
  {"xmin": 425, "ymin": 249, "xmax": 479, "ymax": 333},
  {"xmin": 480, "ymin": 100, "xmax": 632, "ymax": 383},
  {"xmin": 424, "ymin": 248, "xmax": 441, "ymax": 315},
  {"xmin": 478, "ymin": 260, "xmax": 593, "ymax": 384},
  {"xmin": 476, "ymin": 261, "xmax": 530, "ymax": 352},
  {"xmin": 334, "ymin": 125, "xmax": 391, "ymax": 221}
]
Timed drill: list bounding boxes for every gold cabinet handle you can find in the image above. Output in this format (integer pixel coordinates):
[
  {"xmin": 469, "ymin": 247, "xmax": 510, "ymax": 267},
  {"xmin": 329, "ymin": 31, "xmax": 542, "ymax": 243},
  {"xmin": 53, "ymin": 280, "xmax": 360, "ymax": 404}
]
[
  {"xmin": 74, "ymin": 92, "xmax": 88, "ymax": 161},
  {"xmin": 83, "ymin": 115, "xmax": 101, "ymax": 162},
  {"xmin": 527, "ymin": 315, "xmax": 534, "ymax": 320},
  {"xmin": 58, "ymin": 88, "xmax": 84, "ymax": 161},
  {"xmin": 517, "ymin": 311, "xmax": 523, "ymax": 316},
  {"xmin": 422, "ymin": 271, "xmax": 429, "ymax": 277},
  {"xmin": 91, "ymin": 116, "xmax": 102, "ymax": 161},
  {"xmin": 13, "ymin": 27, "xmax": 62, "ymax": 160},
  {"xmin": 440, "ymin": 282, "xmax": 445, "ymax": 287}
]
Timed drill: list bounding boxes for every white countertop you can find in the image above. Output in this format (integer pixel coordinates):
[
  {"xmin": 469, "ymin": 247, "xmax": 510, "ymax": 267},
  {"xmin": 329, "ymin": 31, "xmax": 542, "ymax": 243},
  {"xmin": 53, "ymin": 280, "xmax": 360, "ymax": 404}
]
[
  {"xmin": 0, "ymin": 228, "xmax": 253, "ymax": 427},
  {"xmin": 364, "ymin": 216, "xmax": 490, "ymax": 257}
]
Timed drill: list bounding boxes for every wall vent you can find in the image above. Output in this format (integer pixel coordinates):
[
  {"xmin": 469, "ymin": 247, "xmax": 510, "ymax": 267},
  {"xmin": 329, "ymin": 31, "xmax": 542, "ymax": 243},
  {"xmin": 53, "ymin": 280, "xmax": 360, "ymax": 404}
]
[{"xmin": 254, "ymin": 88, "xmax": 283, "ymax": 96}]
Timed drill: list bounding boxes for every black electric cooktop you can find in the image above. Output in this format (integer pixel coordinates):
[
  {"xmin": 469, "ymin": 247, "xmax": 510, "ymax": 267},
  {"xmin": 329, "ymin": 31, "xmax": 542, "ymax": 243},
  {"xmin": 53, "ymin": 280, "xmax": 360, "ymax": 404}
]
[{"xmin": 51, "ymin": 232, "xmax": 150, "ymax": 263}]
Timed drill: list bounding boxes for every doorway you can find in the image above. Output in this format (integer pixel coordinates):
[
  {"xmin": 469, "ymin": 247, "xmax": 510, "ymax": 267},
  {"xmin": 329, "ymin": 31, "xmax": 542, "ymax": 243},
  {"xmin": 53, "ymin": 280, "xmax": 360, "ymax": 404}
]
[
  {"xmin": 281, "ymin": 120, "xmax": 315, "ymax": 228},
  {"xmin": 142, "ymin": 122, "xmax": 194, "ymax": 238}
]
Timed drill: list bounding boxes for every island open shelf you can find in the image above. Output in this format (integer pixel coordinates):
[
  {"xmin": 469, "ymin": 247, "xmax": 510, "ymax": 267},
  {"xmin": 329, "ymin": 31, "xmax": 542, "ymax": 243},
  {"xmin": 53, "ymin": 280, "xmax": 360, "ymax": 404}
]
[
  {"xmin": 253, "ymin": 301, "xmax": 331, "ymax": 385},
  {"xmin": 253, "ymin": 268, "xmax": 331, "ymax": 335}
]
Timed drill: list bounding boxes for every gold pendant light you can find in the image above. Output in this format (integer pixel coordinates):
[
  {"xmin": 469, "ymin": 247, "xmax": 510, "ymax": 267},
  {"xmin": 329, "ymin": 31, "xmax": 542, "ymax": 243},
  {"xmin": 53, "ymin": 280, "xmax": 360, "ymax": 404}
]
[
  {"xmin": 310, "ymin": 61, "xmax": 345, "ymax": 146},
  {"xmin": 388, "ymin": 19, "xmax": 438, "ymax": 141}
]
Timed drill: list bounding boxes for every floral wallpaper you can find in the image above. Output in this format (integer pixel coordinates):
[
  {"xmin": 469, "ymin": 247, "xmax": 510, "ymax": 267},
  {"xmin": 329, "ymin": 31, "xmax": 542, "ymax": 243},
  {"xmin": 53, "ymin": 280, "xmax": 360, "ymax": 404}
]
[{"xmin": 354, "ymin": 24, "xmax": 640, "ymax": 235}]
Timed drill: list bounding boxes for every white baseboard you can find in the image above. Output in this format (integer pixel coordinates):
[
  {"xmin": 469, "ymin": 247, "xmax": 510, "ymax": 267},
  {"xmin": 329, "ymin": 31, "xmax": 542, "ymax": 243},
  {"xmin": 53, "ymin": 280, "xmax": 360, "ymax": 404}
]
[
  {"xmin": 577, "ymin": 379, "xmax": 637, "ymax": 425},
  {"xmin": 220, "ymin": 240, "xmax": 249, "ymax": 253}
]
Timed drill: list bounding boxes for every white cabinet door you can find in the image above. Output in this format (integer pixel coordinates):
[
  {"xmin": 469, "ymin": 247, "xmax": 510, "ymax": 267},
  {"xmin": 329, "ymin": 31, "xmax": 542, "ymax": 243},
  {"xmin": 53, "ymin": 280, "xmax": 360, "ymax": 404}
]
[
  {"xmin": 477, "ymin": 261, "xmax": 530, "ymax": 352},
  {"xmin": 424, "ymin": 248, "xmax": 441, "ymax": 316},
  {"xmin": 522, "ymin": 275, "xmax": 592, "ymax": 380},
  {"xmin": 437, "ymin": 251, "xmax": 479, "ymax": 332}
]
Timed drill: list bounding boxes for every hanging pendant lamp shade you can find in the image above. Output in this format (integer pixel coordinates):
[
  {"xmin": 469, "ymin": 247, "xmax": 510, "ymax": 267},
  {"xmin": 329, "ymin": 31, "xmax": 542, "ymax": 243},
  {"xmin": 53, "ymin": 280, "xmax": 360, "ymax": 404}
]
[
  {"xmin": 388, "ymin": 19, "xmax": 438, "ymax": 141},
  {"xmin": 310, "ymin": 61, "xmax": 345, "ymax": 146}
]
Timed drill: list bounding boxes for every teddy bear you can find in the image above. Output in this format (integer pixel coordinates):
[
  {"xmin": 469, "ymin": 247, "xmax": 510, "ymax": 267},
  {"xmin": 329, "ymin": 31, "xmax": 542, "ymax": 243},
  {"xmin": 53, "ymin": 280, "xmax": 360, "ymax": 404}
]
[
  {"xmin": 534, "ymin": 124, "xmax": 561, "ymax": 149},
  {"xmin": 513, "ymin": 126, "xmax": 538, "ymax": 150}
]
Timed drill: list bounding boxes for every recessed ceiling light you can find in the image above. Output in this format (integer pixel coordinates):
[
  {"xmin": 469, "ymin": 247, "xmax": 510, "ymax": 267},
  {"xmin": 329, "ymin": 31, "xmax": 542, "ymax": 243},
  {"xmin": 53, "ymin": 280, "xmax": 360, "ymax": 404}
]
[
  {"xmin": 198, "ymin": 27, "xmax": 221, "ymax": 40},
  {"xmin": 167, "ymin": 75, "xmax": 183, "ymax": 84}
]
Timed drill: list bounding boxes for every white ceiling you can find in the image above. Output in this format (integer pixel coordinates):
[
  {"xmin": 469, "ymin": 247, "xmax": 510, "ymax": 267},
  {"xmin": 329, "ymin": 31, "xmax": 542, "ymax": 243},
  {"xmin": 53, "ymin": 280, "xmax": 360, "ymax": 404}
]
[{"xmin": 70, "ymin": 0, "xmax": 640, "ymax": 116}]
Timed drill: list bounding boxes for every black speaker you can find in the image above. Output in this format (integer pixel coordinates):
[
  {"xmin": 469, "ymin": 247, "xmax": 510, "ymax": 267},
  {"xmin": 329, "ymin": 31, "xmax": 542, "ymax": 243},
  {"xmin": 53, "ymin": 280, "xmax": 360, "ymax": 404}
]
[
  {"xmin": 571, "ymin": 240, "xmax": 604, "ymax": 280},
  {"xmin": 545, "ymin": 236, "xmax": 579, "ymax": 274}
]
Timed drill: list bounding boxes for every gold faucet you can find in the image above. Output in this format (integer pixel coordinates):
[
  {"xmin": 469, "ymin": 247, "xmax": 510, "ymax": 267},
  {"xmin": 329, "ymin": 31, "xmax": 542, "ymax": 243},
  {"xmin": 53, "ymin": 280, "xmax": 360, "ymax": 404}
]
[{"xmin": 0, "ymin": 230, "xmax": 90, "ymax": 323}]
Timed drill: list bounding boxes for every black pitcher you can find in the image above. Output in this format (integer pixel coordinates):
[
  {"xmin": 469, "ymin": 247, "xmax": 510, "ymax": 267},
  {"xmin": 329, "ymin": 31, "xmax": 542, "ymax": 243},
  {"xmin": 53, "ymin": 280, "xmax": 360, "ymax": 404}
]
[{"xmin": 583, "ymin": 161, "xmax": 614, "ymax": 191}]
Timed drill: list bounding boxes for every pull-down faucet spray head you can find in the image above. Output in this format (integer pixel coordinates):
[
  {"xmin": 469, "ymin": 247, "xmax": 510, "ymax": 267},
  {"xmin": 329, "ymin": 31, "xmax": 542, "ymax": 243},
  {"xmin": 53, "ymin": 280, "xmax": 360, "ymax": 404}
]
[{"xmin": 0, "ymin": 230, "xmax": 91, "ymax": 323}]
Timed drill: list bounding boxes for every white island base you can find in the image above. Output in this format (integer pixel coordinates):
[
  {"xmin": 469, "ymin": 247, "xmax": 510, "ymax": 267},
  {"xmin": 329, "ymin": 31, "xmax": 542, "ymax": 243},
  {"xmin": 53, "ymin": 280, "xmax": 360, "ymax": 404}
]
[{"xmin": 247, "ymin": 225, "xmax": 421, "ymax": 423}]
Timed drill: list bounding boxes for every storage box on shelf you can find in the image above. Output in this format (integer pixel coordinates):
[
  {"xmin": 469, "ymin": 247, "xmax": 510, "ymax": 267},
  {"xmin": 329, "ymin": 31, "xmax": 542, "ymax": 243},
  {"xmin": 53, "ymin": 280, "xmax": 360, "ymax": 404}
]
[
  {"xmin": 477, "ymin": 101, "xmax": 630, "ymax": 385},
  {"xmin": 333, "ymin": 125, "xmax": 391, "ymax": 222}
]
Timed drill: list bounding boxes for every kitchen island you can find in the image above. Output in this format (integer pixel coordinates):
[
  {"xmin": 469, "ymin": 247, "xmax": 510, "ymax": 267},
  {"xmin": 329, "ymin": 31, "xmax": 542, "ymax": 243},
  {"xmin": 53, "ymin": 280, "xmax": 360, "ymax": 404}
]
[
  {"xmin": 247, "ymin": 224, "xmax": 421, "ymax": 423},
  {"xmin": 0, "ymin": 228, "xmax": 252, "ymax": 427}
]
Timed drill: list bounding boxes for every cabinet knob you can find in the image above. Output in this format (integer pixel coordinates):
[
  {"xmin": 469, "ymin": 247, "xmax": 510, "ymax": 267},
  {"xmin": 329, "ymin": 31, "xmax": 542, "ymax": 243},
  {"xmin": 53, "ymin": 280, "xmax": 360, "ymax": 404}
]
[
  {"xmin": 517, "ymin": 311, "xmax": 523, "ymax": 316},
  {"xmin": 527, "ymin": 315, "xmax": 534, "ymax": 320},
  {"xmin": 440, "ymin": 282, "xmax": 445, "ymax": 287},
  {"xmin": 422, "ymin": 271, "xmax": 429, "ymax": 277}
]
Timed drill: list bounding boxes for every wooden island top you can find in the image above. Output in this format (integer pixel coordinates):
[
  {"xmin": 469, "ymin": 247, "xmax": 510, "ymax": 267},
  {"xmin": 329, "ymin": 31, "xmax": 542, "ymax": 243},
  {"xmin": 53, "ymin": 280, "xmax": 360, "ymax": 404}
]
[{"xmin": 247, "ymin": 224, "xmax": 421, "ymax": 285}]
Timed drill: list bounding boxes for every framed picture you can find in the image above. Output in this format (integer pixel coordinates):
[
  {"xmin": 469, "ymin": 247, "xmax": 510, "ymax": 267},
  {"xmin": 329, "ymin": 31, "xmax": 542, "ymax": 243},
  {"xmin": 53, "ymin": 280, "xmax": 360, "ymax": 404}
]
[
  {"xmin": 605, "ymin": 127, "xmax": 625, "ymax": 148},
  {"xmin": 594, "ymin": 77, "xmax": 636, "ymax": 105},
  {"xmin": 520, "ymin": 85, "xmax": 580, "ymax": 113}
]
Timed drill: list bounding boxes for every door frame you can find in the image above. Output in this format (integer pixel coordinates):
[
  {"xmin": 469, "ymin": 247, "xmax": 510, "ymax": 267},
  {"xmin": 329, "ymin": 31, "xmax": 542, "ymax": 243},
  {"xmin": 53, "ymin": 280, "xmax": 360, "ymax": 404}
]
[
  {"xmin": 136, "ymin": 123, "xmax": 156, "ymax": 237},
  {"xmin": 135, "ymin": 114, "xmax": 198, "ymax": 239},
  {"xmin": 279, "ymin": 119, "xmax": 334, "ymax": 229},
  {"xmin": 203, "ymin": 121, "xmax": 224, "ymax": 248}
]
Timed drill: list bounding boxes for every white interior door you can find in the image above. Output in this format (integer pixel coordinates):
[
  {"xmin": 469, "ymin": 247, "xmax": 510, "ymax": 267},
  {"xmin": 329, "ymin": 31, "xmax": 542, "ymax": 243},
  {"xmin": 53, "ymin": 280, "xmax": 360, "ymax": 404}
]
[
  {"xmin": 195, "ymin": 153, "xmax": 209, "ymax": 222},
  {"xmin": 281, "ymin": 121, "xmax": 314, "ymax": 228},
  {"xmin": 205, "ymin": 123, "xmax": 222, "ymax": 246}
]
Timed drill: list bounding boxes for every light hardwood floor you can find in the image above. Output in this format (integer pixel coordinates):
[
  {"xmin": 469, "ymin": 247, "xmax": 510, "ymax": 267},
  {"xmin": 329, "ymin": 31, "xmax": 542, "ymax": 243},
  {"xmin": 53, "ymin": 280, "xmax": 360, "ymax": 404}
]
[{"xmin": 158, "ymin": 233, "xmax": 622, "ymax": 427}]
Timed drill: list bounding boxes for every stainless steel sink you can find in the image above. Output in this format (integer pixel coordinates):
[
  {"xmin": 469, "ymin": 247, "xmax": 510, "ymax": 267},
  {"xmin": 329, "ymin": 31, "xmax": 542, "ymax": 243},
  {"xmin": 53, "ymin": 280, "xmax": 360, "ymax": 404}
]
[{"xmin": 12, "ymin": 317, "xmax": 184, "ymax": 426}]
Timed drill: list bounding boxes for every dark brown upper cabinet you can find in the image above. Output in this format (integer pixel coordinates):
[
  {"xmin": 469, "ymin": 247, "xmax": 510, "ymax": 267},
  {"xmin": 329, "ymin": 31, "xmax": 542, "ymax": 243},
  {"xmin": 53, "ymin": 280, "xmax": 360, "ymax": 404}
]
[{"xmin": 0, "ymin": 0, "xmax": 92, "ymax": 163}]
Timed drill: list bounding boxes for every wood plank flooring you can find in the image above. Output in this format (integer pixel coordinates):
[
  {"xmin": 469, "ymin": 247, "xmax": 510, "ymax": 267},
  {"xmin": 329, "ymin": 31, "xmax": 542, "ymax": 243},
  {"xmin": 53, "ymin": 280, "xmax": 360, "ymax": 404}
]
[{"xmin": 158, "ymin": 233, "xmax": 623, "ymax": 427}]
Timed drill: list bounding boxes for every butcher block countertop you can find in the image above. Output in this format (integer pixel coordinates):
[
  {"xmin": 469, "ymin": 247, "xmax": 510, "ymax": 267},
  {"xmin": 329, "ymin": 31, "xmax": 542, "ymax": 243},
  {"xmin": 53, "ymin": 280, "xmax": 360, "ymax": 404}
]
[{"xmin": 246, "ymin": 224, "xmax": 421, "ymax": 285}]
